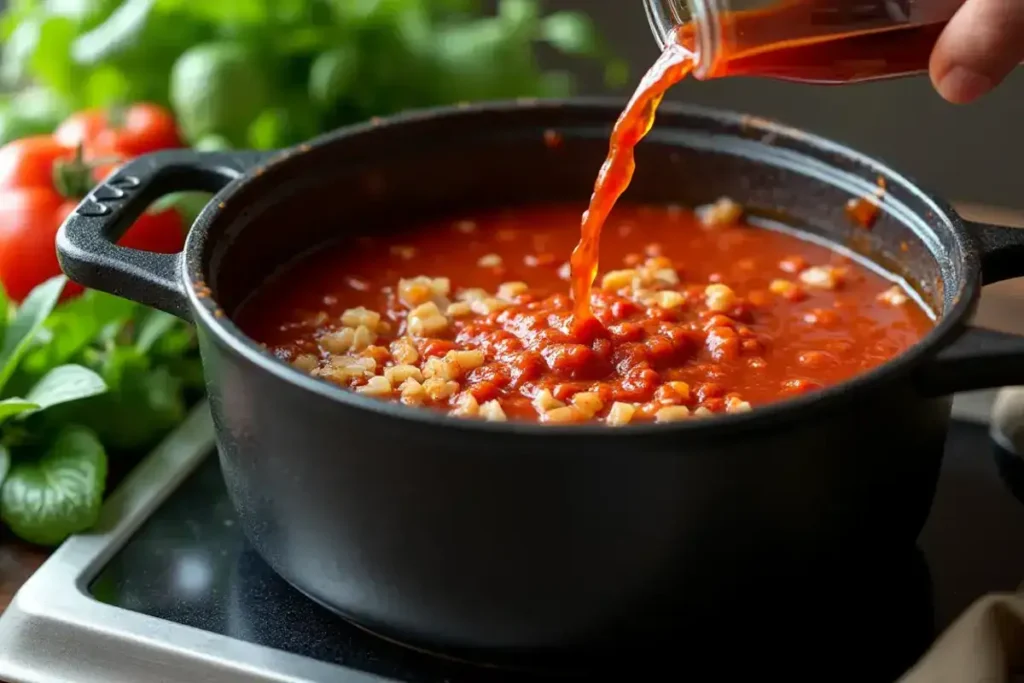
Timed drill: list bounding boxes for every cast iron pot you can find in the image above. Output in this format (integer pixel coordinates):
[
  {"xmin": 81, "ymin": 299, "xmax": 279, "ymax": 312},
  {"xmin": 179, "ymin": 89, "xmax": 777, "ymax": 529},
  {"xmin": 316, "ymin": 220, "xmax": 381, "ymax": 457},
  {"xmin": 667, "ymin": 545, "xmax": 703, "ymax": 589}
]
[{"xmin": 56, "ymin": 100, "xmax": 1024, "ymax": 653}]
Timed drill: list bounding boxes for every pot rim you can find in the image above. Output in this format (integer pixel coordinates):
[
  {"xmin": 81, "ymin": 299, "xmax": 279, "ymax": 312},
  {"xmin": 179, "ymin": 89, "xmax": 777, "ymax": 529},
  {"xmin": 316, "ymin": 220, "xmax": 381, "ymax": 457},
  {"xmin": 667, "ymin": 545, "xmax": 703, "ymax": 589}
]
[{"xmin": 184, "ymin": 98, "xmax": 978, "ymax": 439}]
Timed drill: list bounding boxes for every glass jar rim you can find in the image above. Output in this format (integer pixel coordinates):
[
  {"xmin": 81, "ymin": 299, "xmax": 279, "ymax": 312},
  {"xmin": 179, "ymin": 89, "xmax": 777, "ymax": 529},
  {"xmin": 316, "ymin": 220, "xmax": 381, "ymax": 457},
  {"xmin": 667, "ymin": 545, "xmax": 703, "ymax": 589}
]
[{"xmin": 644, "ymin": 0, "xmax": 722, "ymax": 79}]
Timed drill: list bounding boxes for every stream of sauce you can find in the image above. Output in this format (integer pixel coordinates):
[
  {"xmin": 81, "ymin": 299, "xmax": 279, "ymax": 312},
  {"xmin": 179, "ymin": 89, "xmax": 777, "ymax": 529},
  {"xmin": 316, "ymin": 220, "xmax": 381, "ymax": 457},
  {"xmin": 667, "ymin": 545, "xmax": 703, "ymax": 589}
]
[
  {"xmin": 570, "ymin": 43, "xmax": 696, "ymax": 326},
  {"xmin": 570, "ymin": 9, "xmax": 947, "ymax": 328}
]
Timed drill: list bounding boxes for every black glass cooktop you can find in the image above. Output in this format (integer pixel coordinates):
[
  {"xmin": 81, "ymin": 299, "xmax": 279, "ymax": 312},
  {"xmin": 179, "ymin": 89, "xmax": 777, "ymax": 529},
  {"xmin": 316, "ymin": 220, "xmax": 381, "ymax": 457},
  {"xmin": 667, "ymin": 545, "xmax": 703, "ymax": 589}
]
[{"xmin": 88, "ymin": 421, "xmax": 1024, "ymax": 682}]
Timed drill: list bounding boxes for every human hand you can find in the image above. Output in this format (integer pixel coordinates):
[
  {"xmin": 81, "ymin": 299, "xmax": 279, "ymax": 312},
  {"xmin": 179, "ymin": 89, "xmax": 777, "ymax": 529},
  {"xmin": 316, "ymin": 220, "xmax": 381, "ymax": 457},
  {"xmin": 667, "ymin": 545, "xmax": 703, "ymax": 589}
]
[{"xmin": 930, "ymin": 0, "xmax": 1024, "ymax": 103}]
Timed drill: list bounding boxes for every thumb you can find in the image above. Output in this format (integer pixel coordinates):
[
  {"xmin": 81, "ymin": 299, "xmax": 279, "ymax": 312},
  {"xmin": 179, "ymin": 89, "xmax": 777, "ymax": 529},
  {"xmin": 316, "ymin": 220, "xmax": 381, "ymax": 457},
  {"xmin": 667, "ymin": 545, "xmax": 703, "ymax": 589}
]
[{"xmin": 930, "ymin": 0, "xmax": 1024, "ymax": 104}]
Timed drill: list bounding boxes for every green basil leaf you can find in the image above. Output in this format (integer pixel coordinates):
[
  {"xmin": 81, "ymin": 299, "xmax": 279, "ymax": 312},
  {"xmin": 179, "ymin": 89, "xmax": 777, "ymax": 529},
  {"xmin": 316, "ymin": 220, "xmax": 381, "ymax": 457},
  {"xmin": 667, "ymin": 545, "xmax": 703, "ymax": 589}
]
[
  {"xmin": 71, "ymin": 0, "xmax": 156, "ymax": 65},
  {"xmin": 0, "ymin": 280, "xmax": 10, "ymax": 351},
  {"xmin": 0, "ymin": 276, "xmax": 66, "ymax": 391},
  {"xmin": 31, "ymin": 15, "xmax": 78, "ymax": 95},
  {"xmin": 21, "ymin": 289, "xmax": 135, "ymax": 377},
  {"xmin": 498, "ymin": 0, "xmax": 538, "ymax": 30},
  {"xmin": 80, "ymin": 63, "xmax": 133, "ymax": 108},
  {"xmin": 147, "ymin": 190, "xmax": 214, "ymax": 225},
  {"xmin": 0, "ymin": 3, "xmax": 39, "ymax": 43},
  {"xmin": 193, "ymin": 136, "xmax": 231, "ymax": 152},
  {"xmin": 540, "ymin": 11, "xmax": 600, "ymax": 56},
  {"xmin": 0, "ymin": 445, "xmax": 9, "ymax": 488},
  {"xmin": 1, "ymin": 426, "xmax": 108, "ymax": 547},
  {"xmin": 68, "ymin": 347, "xmax": 186, "ymax": 452},
  {"xmin": 0, "ymin": 86, "xmax": 71, "ymax": 145},
  {"xmin": 0, "ymin": 398, "xmax": 41, "ymax": 423},
  {"xmin": 156, "ymin": 0, "xmax": 268, "ymax": 24},
  {"xmin": 309, "ymin": 45, "xmax": 360, "ymax": 112},
  {"xmin": 134, "ymin": 310, "xmax": 179, "ymax": 353},
  {"xmin": 145, "ymin": 316, "xmax": 195, "ymax": 360},
  {"xmin": 0, "ymin": 15, "xmax": 41, "ymax": 88},
  {"xmin": 246, "ymin": 102, "xmax": 320, "ymax": 150},
  {"xmin": 44, "ymin": 0, "xmax": 107, "ymax": 22},
  {"xmin": 24, "ymin": 364, "xmax": 107, "ymax": 413}
]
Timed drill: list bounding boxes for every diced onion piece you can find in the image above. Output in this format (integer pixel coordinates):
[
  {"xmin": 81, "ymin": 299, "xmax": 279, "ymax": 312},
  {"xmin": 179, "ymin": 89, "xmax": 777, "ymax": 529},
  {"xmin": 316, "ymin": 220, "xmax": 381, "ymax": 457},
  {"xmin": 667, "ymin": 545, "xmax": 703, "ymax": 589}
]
[
  {"xmin": 655, "ymin": 406, "xmax": 691, "ymax": 423},
  {"xmin": 479, "ymin": 400, "xmax": 507, "ymax": 422},
  {"xmin": 532, "ymin": 389, "xmax": 565, "ymax": 414},
  {"xmin": 422, "ymin": 378, "xmax": 459, "ymax": 401},
  {"xmin": 356, "ymin": 375, "xmax": 392, "ymax": 396},
  {"xmin": 542, "ymin": 406, "xmax": 582, "ymax": 423},
  {"xmin": 571, "ymin": 392, "xmax": 604, "ymax": 418},
  {"xmin": 877, "ymin": 285, "xmax": 909, "ymax": 306},
  {"xmin": 698, "ymin": 197, "xmax": 743, "ymax": 227},
  {"xmin": 601, "ymin": 269, "xmax": 637, "ymax": 292},
  {"xmin": 390, "ymin": 337, "xmax": 419, "ymax": 365},
  {"xmin": 384, "ymin": 364, "xmax": 423, "ymax": 385},
  {"xmin": 606, "ymin": 402, "xmax": 636, "ymax": 426},
  {"xmin": 292, "ymin": 354, "xmax": 318, "ymax": 373},
  {"xmin": 321, "ymin": 328, "xmax": 355, "ymax": 354},
  {"xmin": 341, "ymin": 306, "xmax": 381, "ymax": 330},
  {"xmin": 451, "ymin": 393, "xmax": 480, "ymax": 417},
  {"xmin": 799, "ymin": 266, "xmax": 843, "ymax": 290},
  {"xmin": 705, "ymin": 284, "xmax": 737, "ymax": 313}
]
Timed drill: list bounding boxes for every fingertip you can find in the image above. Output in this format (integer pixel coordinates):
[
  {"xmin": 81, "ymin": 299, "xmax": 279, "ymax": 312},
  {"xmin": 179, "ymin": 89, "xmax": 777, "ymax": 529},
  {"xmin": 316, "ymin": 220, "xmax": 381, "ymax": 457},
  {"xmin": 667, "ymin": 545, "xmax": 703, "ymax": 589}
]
[
  {"xmin": 928, "ymin": 0, "xmax": 1024, "ymax": 104},
  {"xmin": 932, "ymin": 65, "xmax": 993, "ymax": 104}
]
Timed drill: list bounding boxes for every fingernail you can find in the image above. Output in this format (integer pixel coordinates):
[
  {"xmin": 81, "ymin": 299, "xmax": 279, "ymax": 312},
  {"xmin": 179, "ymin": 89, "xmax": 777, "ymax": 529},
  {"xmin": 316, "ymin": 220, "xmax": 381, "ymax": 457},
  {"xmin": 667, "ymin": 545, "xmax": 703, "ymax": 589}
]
[{"xmin": 938, "ymin": 66, "xmax": 992, "ymax": 104}]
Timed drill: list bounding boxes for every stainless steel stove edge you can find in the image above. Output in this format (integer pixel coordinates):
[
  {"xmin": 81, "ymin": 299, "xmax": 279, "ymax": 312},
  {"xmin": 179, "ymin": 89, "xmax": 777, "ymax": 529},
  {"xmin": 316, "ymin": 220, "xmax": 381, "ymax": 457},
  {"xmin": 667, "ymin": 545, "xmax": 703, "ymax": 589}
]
[{"xmin": 0, "ymin": 402, "xmax": 394, "ymax": 683}]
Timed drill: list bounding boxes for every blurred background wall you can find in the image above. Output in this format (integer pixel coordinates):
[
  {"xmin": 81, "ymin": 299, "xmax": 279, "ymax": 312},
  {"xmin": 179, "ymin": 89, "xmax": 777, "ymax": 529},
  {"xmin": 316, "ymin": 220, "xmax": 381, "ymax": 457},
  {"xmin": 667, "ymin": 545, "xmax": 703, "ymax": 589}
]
[{"xmin": 542, "ymin": 1, "xmax": 1024, "ymax": 208}]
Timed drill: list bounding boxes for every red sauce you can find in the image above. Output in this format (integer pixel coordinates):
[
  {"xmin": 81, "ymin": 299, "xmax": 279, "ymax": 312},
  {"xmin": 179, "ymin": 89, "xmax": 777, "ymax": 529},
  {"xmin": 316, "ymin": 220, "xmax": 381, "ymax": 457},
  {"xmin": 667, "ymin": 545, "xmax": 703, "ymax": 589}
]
[
  {"xmin": 679, "ymin": 9, "xmax": 943, "ymax": 83},
  {"xmin": 237, "ymin": 203, "xmax": 934, "ymax": 425},
  {"xmin": 570, "ymin": 44, "xmax": 695, "ymax": 325},
  {"xmin": 568, "ymin": 8, "xmax": 945, "ymax": 325},
  {"xmin": 238, "ymin": 12, "xmax": 944, "ymax": 425}
]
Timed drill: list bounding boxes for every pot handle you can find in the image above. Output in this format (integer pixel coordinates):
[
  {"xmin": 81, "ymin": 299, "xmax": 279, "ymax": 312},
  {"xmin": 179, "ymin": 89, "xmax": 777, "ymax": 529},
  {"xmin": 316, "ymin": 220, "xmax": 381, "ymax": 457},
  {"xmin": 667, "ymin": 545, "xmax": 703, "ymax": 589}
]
[
  {"xmin": 917, "ymin": 219, "xmax": 1024, "ymax": 396},
  {"xmin": 56, "ymin": 149, "xmax": 273, "ymax": 320}
]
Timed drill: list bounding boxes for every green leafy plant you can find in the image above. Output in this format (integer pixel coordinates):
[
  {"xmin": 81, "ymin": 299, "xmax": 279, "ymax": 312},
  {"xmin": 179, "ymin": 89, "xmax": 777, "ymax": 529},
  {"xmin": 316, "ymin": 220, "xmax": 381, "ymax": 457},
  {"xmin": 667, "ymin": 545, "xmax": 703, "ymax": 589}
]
[
  {"xmin": 0, "ymin": 277, "xmax": 107, "ymax": 545},
  {"xmin": 0, "ymin": 276, "xmax": 199, "ymax": 546},
  {"xmin": 0, "ymin": 0, "xmax": 624, "ymax": 546},
  {"xmin": 0, "ymin": 0, "xmax": 625, "ymax": 149},
  {"xmin": 2, "ymin": 426, "xmax": 107, "ymax": 546}
]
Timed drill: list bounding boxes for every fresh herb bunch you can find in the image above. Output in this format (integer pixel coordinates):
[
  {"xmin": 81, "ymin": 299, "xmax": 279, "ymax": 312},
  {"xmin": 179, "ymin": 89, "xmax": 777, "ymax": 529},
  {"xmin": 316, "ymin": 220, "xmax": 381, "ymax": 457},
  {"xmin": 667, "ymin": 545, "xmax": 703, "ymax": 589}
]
[
  {"xmin": 0, "ymin": 0, "xmax": 625, "ymax": 149},
  {"xmin": 0, "ymin": 276, "xmax": 200, "ymax": 546}
]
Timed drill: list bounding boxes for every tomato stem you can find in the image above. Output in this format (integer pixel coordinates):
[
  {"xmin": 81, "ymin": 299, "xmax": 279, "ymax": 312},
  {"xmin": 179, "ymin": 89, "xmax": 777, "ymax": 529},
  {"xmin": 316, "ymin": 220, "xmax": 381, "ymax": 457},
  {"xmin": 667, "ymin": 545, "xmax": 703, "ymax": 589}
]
[
  {"xmin": 107, "ymin": 104, "xmax": 127, "ymax": 130},
  {"xmin": 51, "ymin": 143, "xmax": 123, "ymax": 199}
]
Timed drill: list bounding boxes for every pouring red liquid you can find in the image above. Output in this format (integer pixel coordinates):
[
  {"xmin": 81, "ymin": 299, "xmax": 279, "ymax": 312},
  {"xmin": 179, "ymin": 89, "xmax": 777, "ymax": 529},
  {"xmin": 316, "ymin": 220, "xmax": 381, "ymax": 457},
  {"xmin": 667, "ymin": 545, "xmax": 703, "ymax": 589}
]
[
  {"xmin": 570, "ymin": 0, "xmax": 953, "ymax": 326},
  {"xmin": 569, "ymin": 43, "xmax": 696, "ymax": 324}
]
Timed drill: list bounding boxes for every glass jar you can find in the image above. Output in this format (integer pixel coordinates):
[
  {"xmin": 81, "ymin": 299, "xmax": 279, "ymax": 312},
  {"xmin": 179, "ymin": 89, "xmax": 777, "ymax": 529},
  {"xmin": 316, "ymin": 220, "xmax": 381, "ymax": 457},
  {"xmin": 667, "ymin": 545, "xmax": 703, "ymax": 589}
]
[{"xmin": 645, "ymin": 0, "xmax": 964, "ymax": 83}]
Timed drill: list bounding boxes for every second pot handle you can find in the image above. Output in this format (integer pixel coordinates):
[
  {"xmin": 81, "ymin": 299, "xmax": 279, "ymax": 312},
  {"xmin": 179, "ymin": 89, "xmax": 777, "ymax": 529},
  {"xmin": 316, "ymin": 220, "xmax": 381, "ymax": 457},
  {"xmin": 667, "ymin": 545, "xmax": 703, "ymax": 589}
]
[
  {"xmin": 56, "ymin": 149, "xmax": 272, "ymax": 320},
  {"xmin": 917, "ymin": 218, "xmax": 1024, "ymax": 396},
  {"xmin": 917, "ymin": 327, "xmax": 1024, "ymax": 396},
  {"xmin": 970, "ymin": 219, "xmax": 1024, "ymax": 286}
]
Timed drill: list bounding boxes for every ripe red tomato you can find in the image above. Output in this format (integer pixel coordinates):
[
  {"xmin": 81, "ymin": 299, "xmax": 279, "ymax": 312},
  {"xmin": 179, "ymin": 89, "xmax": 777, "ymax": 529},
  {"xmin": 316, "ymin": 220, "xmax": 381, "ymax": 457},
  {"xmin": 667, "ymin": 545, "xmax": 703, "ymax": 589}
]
[
  {"xmin": 0, "ymin": 133, "xmax": 185, "ymax": 302},
  {"xmin": 0, "ymin": 136, "xmax": 76, "ymax": 191},
  {"xmin": 55, "ymin": 103, "xmax": 183, "ymax": 158},
  {"xmin": 119, "ymin": 209, "xmax": 185, "ymax": 254},
  {"xmin": 0, "ymin": 189, "xmax": 80, "ymax": 302}
]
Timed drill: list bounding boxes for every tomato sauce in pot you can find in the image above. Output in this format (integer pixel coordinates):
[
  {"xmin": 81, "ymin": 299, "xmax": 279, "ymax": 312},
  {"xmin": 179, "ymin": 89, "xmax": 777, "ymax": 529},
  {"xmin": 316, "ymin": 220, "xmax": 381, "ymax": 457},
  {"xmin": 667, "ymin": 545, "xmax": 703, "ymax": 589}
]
[{"xmin": 236, "ymin": 202, "xmax": 934, "ymax": 425}]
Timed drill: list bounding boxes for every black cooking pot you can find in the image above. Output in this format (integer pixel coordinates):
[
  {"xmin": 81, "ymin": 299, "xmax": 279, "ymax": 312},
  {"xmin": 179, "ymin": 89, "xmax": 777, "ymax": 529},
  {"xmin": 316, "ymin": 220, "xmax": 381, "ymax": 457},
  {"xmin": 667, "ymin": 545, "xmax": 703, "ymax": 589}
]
[{"xmin": 56, "ymin": 101, "xmax": 1024, "ymax": 654}]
